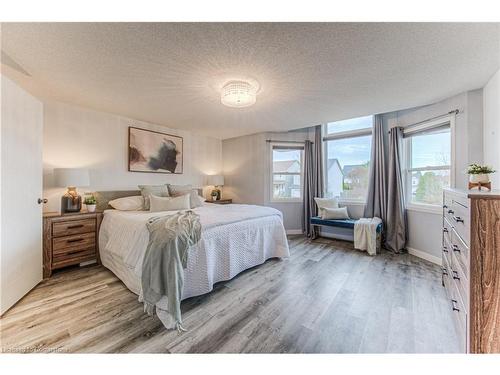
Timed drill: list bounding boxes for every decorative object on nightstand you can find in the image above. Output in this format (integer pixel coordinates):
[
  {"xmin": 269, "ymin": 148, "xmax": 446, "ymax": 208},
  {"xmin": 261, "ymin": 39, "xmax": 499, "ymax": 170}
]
[
  {"xmin": 205, "ymin": 199, "xmax": 232, "ymax": 205},
  {"xmin": 207, "ymin": 174, "xmax": 224, "ymax": 201},
  {"xmin": 42, "ymin": 211, "xmax": 103, "ymax": 278},
  {"xmin": 84, "ymin": 193, "xmax": 97, "ymax": 213},
  {"xmin": 466, "ymin": 163, "xmax": 495, "ymax": 191},
  {"xmin": 54, "ymin": 168, "xmax": 90, "ymax": 213}
]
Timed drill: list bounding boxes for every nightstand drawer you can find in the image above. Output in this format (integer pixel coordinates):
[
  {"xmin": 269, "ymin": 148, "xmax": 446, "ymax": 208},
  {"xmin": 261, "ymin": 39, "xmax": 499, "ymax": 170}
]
[
  {"xmin": 52, "ymin": 232, "xmax": 96, "ymax": 254},
  {"xmin": 53, "ymin": 218, "xmax": 96, "ymax": 237},
  {"xmin": 52, "ymin": 249, "xmax": 96, "ymax": 269}
]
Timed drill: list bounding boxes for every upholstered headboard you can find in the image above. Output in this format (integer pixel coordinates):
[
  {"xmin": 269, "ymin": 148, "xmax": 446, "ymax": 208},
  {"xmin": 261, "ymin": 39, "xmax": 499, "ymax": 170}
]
[
  {"xmin": 94, "ymin": 188, "xmax": 204, "ymax": 211},
  {"xmin": 94, "ymin": 190, "xmax": 141, "ymax": 211}
]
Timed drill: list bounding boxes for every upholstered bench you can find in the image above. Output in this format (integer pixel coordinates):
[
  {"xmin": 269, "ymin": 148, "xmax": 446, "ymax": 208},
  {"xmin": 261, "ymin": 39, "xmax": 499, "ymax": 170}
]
[{"xmin": 310, "ymin": 216, "xmax": 383, "ymax": 252}]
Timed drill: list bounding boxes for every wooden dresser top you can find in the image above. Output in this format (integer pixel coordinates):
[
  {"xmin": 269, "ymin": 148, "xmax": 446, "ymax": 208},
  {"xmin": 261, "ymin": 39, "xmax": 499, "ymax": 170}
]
[{"xmin": 444, "ymin": 187, "xmax": 500, "ymax": 199}]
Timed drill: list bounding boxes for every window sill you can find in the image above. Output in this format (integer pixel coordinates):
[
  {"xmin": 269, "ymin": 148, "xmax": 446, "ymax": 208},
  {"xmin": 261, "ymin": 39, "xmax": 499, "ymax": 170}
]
[
  {"xmin": 270, "ymin": 199, "xmax": 303, "ymax": 204},
  {"xmin": 406, "ymin": 203, "xmax": 442, "ymax": 215}
]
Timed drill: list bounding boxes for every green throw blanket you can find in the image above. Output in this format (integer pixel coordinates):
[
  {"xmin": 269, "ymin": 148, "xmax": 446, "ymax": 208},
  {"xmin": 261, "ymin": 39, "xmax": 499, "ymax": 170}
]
[{"xmin": 141, "ymin": 210, "xmax": 201, "ymax": 331}]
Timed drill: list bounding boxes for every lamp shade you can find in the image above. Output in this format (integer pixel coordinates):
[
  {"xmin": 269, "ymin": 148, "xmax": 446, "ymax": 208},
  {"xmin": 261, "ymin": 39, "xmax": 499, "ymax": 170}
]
[
  {"xmin": 54, "ymin": 168, "xmax": 90, "ymax": 188},
  {"xmin": 207, "ymin": 175, "xmax": 224, "ymax": 186}
]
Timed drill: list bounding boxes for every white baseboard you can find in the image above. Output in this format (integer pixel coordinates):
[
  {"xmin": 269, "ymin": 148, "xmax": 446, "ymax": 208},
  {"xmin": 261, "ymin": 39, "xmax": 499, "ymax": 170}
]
[
  {"xmin": 286, "ymin": 229, "xmax": 302, "ymax": 235},
  {"xmin": 407, "ymin": 247, "xmax": 441, "ymax": 265}
]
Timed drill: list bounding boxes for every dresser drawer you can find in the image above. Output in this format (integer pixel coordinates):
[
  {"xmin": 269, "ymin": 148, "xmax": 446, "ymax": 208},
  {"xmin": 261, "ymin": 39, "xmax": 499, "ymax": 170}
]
[
  {"xmin": 52, "ymin": 218, "xmax": 96, "ymax": 237},
  {"xmin": 450, "ymin": 229, "xmax": 469, "ymax": 277},
  {"xmin": 442, "ymin": 233, "xmax": 453, "ymax": 269},
  {"xmin": 450, "ymin": 250, "xmax": 469, "ymax": 310},
  {"xmin": 450, "ymin": 200, "xmax": 470, "ymax": 246},
  {"xmin": 443, "ymin": 217, "xmax": 453, "ymax": 245},
  {"xmin": 52, "ymin": 232, "xmax": 96, "ymax": 254},
  {"xmin": 443, "ymin": 192, "xmax": 454, "ymax": 215},
  {"xmin": 442, "ymin": 255, "xmax": 467, "ymax": 353}
]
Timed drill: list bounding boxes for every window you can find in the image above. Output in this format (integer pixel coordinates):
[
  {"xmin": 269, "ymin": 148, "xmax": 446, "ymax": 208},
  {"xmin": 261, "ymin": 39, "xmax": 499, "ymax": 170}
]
[
  {"xmin": 324, "ymin": 115, "xmax": 373, "ymax": 201},
  {"xmin": 404, "ymin": 120, "xmax": 453, "ymax": 207},
  {"xmin": 271, "ymin": 144, "xmax": 304, "ymax": 201}
]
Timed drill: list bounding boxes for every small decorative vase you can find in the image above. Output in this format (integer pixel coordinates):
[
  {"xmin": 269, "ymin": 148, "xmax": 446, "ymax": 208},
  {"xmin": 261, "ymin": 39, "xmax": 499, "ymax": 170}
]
[
  {"xmin": 211, "ymin": 195, "xmax": 217, "ymax": 201},
  {"xmin": 469, "ymin": 174, "xmax": 490, "ymax": 184},
  {"xmin": 86, "ymin": 204, "xmax": 96, "ymax": 213}
]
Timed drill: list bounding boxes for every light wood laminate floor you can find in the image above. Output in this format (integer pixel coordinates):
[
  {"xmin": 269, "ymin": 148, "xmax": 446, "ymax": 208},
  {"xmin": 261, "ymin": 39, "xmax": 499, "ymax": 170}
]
[{"xmin": 0, "ymin": 236, "xmax": 459, "ymax": 353}]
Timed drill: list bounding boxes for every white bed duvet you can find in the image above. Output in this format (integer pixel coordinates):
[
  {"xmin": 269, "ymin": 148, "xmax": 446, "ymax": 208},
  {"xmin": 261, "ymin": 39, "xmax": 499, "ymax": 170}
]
[{"xmin": 99, "ymin": 203, "xmax": 290, "ymax": 328}]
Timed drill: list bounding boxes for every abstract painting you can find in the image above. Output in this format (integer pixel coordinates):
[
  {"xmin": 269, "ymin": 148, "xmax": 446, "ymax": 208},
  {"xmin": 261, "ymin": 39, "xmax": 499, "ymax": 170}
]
[{"xmin": 128, "ymin": 127, "xmax": 183, "ymax": 174}]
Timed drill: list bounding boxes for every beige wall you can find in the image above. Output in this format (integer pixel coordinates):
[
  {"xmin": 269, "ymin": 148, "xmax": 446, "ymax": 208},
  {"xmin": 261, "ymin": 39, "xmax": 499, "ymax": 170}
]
[
  {"xmin": 42, "ymin": 100, "xmax": 222, "ymax": 212},
  {"xmin": 483, "ymin": 68, "xmax": 500, "ymax": 187}
]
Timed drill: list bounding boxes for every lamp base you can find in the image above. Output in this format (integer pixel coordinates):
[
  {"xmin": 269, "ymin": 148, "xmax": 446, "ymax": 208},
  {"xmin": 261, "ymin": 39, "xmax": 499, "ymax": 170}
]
[
  {"xmin": 61, "ymin": 187, "xmax": 82, "ymax": 213},
  {"xmin": 211, "ymin": 188, "xmax": 221, "ymax": 201}
]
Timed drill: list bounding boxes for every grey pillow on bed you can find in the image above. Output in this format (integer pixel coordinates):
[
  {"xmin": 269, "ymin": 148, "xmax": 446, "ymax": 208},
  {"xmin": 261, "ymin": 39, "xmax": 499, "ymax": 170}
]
[
  {"xmin": 138, "ymin": 184, "xmax": 170, "ymax": 210},
  {"xmin": 167, "ymin": 184, "xmax": 202, "ymax": 208}
]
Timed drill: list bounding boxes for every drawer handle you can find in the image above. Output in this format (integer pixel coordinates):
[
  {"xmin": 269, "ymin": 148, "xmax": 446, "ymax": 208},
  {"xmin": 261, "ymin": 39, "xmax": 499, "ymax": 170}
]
[
  {"xmin": 451, "ymin": 299, "xmax": 460, "ymax": 312},
  {"xmin": 448, "ymin": 209, "xmax": 454, "ymax": 214},
  {"xmin": 452, "ymin": 270, "xmax": 460, "ymax": 280},
  {"xmin": 443, "ymin": 245, "xmax": 448, "ymax": 253},
  {"xmin": 454, "ymin": 216, "xmax": 464, "ymax": 223},
  {"xmin": 442, "ymin": 267, "xmax": 448, "ymax": 276},
  {"xmin": 67, "ymin": 224, "xmax": 84, "ymax": 229},
  {"xmin": 443, "ymin": 204, "xmax": 448, "ymax": 209},
  {"xmin": 452, "ymin": 244, "xmax": 460, "ymax": 253},
  {"xmin": 443, "ymin": 228, "xmax": 448, "ymax": 233},
  {"xmin": 67, "ymin": 238, "xmax": 84, "ymax": 243}
]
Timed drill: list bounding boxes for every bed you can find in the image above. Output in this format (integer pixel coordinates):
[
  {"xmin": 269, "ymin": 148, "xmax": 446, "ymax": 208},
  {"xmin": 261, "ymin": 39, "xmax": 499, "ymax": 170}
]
[{"xmin": 96, "ymin": 190, "xmax": 290, "ymax": 329}]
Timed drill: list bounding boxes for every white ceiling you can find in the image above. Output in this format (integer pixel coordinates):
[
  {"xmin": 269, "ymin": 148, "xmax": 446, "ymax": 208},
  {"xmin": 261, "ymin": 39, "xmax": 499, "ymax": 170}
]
[{"xmin": 2, "ymin": 23, "xmax": 499, "ymax": 139}]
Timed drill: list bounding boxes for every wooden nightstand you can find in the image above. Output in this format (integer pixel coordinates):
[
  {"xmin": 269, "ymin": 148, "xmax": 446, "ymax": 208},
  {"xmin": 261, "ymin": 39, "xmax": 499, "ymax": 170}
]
[
  {"xmin": 42, "ymin": 211, "xmax": 103, "ymax": 278},
  {"xmin": 205, "ymin": 199, "xmax": 232, "ymax": 205}
]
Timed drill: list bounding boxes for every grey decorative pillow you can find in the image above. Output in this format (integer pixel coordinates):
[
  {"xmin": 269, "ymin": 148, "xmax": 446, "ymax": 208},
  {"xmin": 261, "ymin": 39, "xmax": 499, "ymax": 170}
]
[
  {"xmin": 149, "ymin": 194, "xmax": 191, "ymax": 212},
  {"xmin": 138, "ymin": 184, "xmax": 170, "ymax": 210},
  {"xmin": 167, "ymin": 184, "xmax": 202, "ymax": 208}
]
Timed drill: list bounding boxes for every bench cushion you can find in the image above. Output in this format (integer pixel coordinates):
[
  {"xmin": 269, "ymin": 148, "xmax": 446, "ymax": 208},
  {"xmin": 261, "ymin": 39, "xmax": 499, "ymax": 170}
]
[{"xmin": 310, "ymin": 216, "xmax": 382, "ymax": 232}]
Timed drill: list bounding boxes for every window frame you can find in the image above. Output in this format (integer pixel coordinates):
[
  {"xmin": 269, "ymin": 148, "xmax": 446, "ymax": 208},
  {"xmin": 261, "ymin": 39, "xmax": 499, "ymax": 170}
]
[
  {"xmin": 323, "ymin": 117, "xmax": 373, "ymax": 204},
  {"xmin": 403, "ymin": 115, "xmax": 456, "ymax": 214},
  {"xmin": 269, "ymin": 142, "xmax": 305, "ymax": 203}
]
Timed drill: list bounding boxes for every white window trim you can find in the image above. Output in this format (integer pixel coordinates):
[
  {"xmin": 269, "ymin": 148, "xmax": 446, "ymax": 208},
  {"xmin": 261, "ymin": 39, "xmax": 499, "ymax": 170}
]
[
  {"xmin": 323, "ymin": 122, "xmax": 373, "ymax": 204},
  {"xmin": 269, "ymin": 142, "xmax": 304, "ymax": 203},
  {"xmin": 403, "ymin": 114, "xmax": 456, "ymax": 211}
]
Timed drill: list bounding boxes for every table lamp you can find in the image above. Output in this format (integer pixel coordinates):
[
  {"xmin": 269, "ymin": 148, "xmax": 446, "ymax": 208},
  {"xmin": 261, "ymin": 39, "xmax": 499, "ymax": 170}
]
[
  {"xmin": 54, "ymin": 168, "xmax": 90, "ymax": 213},
  {"xmin": 207, "ymin": 175, "xmax": 224, "ymax": 201}
]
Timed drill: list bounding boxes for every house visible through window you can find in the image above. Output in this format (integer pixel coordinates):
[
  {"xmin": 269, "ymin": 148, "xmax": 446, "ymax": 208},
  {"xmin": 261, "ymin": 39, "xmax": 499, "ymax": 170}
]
[
  {"xmin": 324, "ymin": 115, "xmax": 373, "ymax": 201},
  {"xmin": 404, "ymin": 121, "xmax": 452, "ymax": 207},
  {"xmin": 271, "ymin": 144, "xmax": 304, "ymax": 201}
]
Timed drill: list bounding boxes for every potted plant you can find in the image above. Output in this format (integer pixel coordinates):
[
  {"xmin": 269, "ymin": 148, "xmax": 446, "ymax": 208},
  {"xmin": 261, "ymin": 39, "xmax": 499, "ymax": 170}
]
[
  {"xmin": 84, "ymin": 195, "xmax": 97, "ymax": 213},
  {"xmin": 466, "ymin": 163, "xmax": 496, "ymax": 184}
]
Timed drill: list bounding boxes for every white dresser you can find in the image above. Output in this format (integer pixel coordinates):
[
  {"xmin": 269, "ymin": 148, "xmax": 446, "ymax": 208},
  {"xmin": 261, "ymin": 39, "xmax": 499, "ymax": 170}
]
[{"xmin": 442, "ymin": 188, "xmax": 500, "ymax": 353}]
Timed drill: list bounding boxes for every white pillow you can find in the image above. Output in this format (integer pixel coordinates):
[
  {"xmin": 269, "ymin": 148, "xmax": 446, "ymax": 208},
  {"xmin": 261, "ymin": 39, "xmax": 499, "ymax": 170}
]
[
  {"xmin": 314, "ymin": 197, "xmax": 339, "ymax": 216},
  {"xmin": 321, "ymin": 207, "xmax": 350, "ymax": 220},
  {"xmin": 149, "ymin": 194, "xmax": 191, "ymax": 212},
  {"xmin": 109, "ymin": 196, "xmax": 144, "ymax": 211}
]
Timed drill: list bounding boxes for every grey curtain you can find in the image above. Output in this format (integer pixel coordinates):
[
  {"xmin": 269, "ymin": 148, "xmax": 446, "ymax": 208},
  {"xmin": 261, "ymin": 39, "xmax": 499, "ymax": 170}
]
[
  {"xmin": 385, "ymin": 127, "xmax": 407, "ymax": 253},
  {"xmin": 302, "ymin": 125, "xmax": 324, "ymax": 239},
  {"xmin": 364, "ymin": 114, "xmax": 387, "ymax": 221}
]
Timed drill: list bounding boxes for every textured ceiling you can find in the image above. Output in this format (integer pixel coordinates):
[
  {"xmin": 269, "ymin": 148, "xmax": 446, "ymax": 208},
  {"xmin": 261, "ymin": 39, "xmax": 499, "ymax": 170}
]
[{"xmin": 1, "ymin": 23, "xmax": 499, "ymax": 139}]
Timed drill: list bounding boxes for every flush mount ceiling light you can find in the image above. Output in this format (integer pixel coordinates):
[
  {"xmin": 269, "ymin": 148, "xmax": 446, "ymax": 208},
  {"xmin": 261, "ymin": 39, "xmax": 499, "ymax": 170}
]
[{"xmin": 221, "ymin": 80, "xmax": 259, "ymax": 108}]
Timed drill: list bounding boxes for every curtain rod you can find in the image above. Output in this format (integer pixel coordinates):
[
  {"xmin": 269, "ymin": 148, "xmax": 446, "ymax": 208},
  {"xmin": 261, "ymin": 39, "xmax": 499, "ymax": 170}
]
[
  {"xmin": 389, "ymin": 109, "xmax": 459, "ymax": 133},
  {"xmin": 265, "ymin": 139, "xmax": 312, "ymax": 144}
]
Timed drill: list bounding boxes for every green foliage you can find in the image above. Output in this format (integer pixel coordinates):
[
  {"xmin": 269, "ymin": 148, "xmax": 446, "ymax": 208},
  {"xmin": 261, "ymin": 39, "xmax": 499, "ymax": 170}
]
[
  {"xmin": 466, "ymin": 163, "xmax": 496, "ymax": 174},
  {"xmin": 84, "ymin": 195, "xmax": 97, "ymax": 205},
  {"xmin": 415, "ymin": 172, "xmax": 442, "ymax": 204}
]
